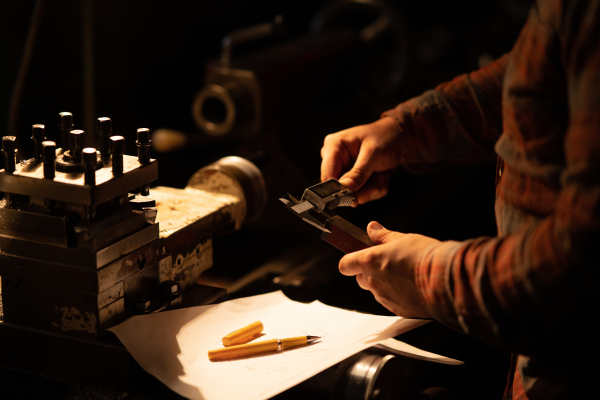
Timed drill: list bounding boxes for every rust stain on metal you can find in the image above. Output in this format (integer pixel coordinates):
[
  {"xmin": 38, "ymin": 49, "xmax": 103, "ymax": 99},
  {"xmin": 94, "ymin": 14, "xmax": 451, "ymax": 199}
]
[{"xmin": 54, "ymin": 306, "xmax": 97, "ymax": 334}]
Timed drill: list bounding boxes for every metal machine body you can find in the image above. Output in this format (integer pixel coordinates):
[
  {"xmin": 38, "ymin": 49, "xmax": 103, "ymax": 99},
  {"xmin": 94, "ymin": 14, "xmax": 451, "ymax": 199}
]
[{"xmin": 0, "ymin": 114, "xmax": 259, "ymax": 390}]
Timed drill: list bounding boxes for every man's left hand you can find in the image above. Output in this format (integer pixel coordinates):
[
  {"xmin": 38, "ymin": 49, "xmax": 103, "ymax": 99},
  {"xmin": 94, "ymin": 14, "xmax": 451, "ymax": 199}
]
[{"xmin": 339, "ymin": 221, "xmax": 441, "ymax": 318}]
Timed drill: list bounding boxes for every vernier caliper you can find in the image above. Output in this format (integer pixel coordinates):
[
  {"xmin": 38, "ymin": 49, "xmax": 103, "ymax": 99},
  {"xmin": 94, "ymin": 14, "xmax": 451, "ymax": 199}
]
[{"xmin": 280, "ymin": 179, "xmax": 375, "ymax": 254}]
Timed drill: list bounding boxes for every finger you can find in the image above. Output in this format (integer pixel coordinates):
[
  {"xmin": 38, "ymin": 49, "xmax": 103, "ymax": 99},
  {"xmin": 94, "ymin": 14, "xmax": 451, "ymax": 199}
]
[
  {"xmin": 338, "ymin": 144, "xmax": 375, "ymax": 193},
  {"xmin": 338, "ymin": 252, "xmax": 362, "ymax": 276},
  {"xmin": 353, "ymin": 171, "xmax": 391, "ymax": 205},
  {"xmin": 355, "ymin": 274, "xmax": 369, "ymax": 290},
  {"xmin": 321, "ymin": 135, "xmax": 351, "ymax": 181},
  {"xmin": 367, "ymin": 221, "xmax": 406, "ymax": 245}
]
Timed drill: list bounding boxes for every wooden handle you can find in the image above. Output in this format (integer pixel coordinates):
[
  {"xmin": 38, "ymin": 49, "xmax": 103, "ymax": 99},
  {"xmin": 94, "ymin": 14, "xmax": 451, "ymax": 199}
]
[{"xmin": 321, "ymin": 215, "xmax": 375, "ymax": 253}]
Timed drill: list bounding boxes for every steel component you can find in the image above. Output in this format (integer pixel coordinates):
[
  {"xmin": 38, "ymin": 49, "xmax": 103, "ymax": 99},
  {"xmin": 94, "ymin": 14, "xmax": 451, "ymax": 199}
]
[
  {"xmin": 83, "ymin": 147, "xmax": 97, "ymax": 186},
  {"xmin": 0, "ymin": 113, "xmax": 247, "ymax": 391},
  {"xmin": 301, "ymin": 179, "xmax": 354, "ymax": 212},
  {"xmin": 96, "ymin": 117, "xmax": 112, "ymax": 163},
  {"xmin": 110, "ymin": 135, "xmax": 125, "ymax": 175},
  {"xmin": 69, "ymin": 129, "xmax": 84, "ymax": 160},
  {"xmin": 1, "ymin": 154, "xmax": 157, "ymax": 205},
  {"xmin": 220, "ymin": 15, "xmax": 284, "ymax": 67},
  {"xmin": 136, "ymin": 128, "xmax": 151, "ymax": 164},
  {"xmin": 191, "ymin": 81, "xmax": 255, "ymax": 137},
  {"xmin": 343, "ymin": 352, "xmax": 405, "ymax": 400},
  {"xmin": 187, "ymin": 156, "xmax": 267, "ymax": 225},
  {"xmin": 31, "ymin": 124, "xmax": 46, "ymax": 163},
  {"xmin": 281, "ymin": 179, "xmax": 374, "ymax": 253},
  {"xmin": 42, "ymin": 140, "xmax": 56, "ymax": 179},
  {"xmin": 58, "ymin": 112, "xmax": 74, "ymax": 151},
  {"xmin": 140, "ymin": 184, "xmax": 150, "ymax": 196},
  {"xmin": 322, "ymin": 215, "xmax": 375, "ymax": 253},
  {"xmin": 55, "ymin": 129, "xmax": 104, "ymax": 173},
  {"xmin": 2, "ymin": 136, "xmax": 17, "ymax": 174}
]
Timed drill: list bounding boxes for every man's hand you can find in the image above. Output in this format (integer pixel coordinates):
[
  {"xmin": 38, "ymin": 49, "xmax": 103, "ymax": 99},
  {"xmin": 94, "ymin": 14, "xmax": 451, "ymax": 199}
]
[
  {"xmin": 339, "ymin": 221, "xmax": 440, "ymax": 318},
  {"xmin": 320, "ymin": 117, "xmax": 403, "ymax": 206}
]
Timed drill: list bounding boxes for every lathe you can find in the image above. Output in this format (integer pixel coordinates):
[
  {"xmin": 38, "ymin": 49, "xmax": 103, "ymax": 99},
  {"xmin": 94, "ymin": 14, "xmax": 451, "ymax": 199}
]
[{"xmin": 0, "ymin": 113, "xmax": 267, "ymax": 392}]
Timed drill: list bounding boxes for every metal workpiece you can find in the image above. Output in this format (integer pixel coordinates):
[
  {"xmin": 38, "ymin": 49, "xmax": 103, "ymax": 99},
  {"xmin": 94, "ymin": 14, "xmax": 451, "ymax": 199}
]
[
  {"xmin": 2, "ymin": 136, "xmax": 17, "ymax": 173},
  {"xmin": 83, "ymin": 147, "xmax": 97, "ymax": 186},
  {"xmin": 96, "ymin": 117, "xmax": 112, "ymax": 163},
  {"xmin": 110, "ymin": 135, "xmax": 125, "ymax": 175},
  {"xmin": 136, "ymin": 128, "xmax": 151, "ymax": 164},
  {"xmin": 31, "ymin": 124, "xmax": 46, "ymax": 163},
  {"xmin": 58, "ymin": 112, "xmax": 74, "ymax": 150},
  {"xmin": 187, "ymin": 156, "xmax": 267, "ymax": 226},
  {"xmin": 42, "ymin": 140, "xmax": 57, "ymax": 179}
]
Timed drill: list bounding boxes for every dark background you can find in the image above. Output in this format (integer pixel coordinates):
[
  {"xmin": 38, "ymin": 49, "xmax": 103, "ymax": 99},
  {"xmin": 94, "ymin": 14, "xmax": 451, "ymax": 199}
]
[{"xmin": 0, "ymin": 0, "xmax": 533, "ymax": 399}]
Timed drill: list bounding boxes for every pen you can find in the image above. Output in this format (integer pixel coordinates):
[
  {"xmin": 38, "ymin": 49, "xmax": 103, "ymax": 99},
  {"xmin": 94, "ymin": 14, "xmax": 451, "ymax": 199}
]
[
  {"xmin": 222, "ymin": 321, "xmax": 264, "ymax": 346},
  {"xmin": 208, "ymin": 335, "xmax": 321, "ymax": 361}
]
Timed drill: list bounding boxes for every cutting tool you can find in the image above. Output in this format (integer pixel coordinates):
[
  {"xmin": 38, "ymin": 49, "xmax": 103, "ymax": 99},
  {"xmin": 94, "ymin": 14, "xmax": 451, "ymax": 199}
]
[{"xmin": 280, "ymin": 179, "xmax": 375, "ymax": 253}]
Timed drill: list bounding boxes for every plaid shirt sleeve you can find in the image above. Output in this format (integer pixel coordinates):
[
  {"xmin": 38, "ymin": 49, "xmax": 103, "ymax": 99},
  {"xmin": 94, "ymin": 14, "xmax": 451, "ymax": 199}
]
[
  {"xmin": 405, "ymin": 0, "xmax": 600, "ymax": 361},
  {"xmin": 382, "ymin": 53, "xmax": 509, "ymax": 173}
]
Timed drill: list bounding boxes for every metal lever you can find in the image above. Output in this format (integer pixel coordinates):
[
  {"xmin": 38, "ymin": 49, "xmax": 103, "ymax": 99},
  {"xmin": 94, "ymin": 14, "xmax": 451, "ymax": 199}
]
[{"xmin": 220, "ymin": 15, "xmax": 284, "ymax": 67}]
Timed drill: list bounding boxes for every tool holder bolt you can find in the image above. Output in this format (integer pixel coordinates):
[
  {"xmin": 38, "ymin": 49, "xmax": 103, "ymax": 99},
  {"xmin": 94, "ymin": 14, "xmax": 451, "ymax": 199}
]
[
  {"xmin": 136, "ymin": 128, "xmax": 151, "ymax": 164},
  {"xmin": 2, "ymin": 136, "xmax": 17, "ymax": 173},
  {"xmin": 110, "ymin": 135, "xmax": 125, "ymax": 175},
  {"xmin": 82, "ymin": 147, "xmax": 97, "ymax": 186},
  {"xmin": 69, "ymin": 130, "xmax": 84, "ymax": 162},
  {"xmin": 97, "ymin": 117, "xmax": 112, "ymax": 163},
  {"xmin": 31, "ymin": 124, "xmax": 46, "ymax": 163},
  {"xmin": 58, "ymin": 112, "xmax": 73, "ymax": 151},
  {"xmin": 42, "ymin": 141, "xmax": 57, "ymax": 179}
]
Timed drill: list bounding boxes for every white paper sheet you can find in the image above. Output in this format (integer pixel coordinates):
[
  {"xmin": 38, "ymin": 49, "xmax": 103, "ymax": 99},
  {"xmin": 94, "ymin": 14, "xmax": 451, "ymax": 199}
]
[
  {"xmin": 109, "ymin": 291, "xmax": 456, "ymax": 400},
  {"xmin": 376, "ymin": 338, "xmax": 464, "ymax": 365}
]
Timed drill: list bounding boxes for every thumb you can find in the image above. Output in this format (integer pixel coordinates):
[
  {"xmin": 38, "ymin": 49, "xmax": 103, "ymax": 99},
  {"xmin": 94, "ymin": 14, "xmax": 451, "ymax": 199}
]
[
  {"xmin": 338, "ymin": 151, "xmax": 374, "ymax": 192},
  {"xmin": 367, "ymin": 221, "xmax": 405, "ymax": 245}
]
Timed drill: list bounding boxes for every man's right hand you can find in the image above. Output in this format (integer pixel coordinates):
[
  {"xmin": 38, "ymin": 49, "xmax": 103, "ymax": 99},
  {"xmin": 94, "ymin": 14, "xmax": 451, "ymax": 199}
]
[{"xmin": 320, "ymin": 116, "xmax": 403, "ymax": 206}]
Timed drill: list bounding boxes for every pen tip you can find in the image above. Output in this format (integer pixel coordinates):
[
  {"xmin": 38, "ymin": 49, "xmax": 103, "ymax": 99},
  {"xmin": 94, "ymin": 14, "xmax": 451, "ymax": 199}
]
[{"xmin": 306, "ymin": 335, "xmax": 321, "ymax": 341}]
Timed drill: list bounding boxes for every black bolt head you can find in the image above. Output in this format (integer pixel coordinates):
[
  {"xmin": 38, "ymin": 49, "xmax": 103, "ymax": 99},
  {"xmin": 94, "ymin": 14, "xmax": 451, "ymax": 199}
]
[
  {"xmin": 137, "ymin": 128, "xmax": 150, "ymax": 143},
  {"xmin": 97, "ymin": 117, "xmax": 112, "ymax": 135},
  {"xmin": 42, "ymin": 141, "xmax": 57, "ymax": 157},
  {"xmin": 69, "ymin": 130, "xmax": 84, "ymax": 151},
  {"xmin": 32, "ymin": 124, "xmax": 46, "ymax": 140},
  {"xmin": 59, "ymin": 112, "xmax": 73, "ymax": 129},
  {"xmin": 82, "ymin": 148, "xmax": 97, "ymax": 166},
  {"xmin": 110, "ymin": 135, "xmax": 125, "ymax": 155},
  {"xmin": 2, "ymin": 136, "xmax": 17, "ymax": 153}
]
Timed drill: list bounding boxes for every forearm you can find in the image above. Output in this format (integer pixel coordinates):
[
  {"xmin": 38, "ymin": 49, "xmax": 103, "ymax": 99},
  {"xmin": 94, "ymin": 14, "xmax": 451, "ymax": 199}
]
[
  {"xmin": 415, "ymin": 208, "xmax": 599, "ymax": 356},
  {"xmin": 384, "ymin": 54, "xmax": 509, "ymax": 172}
]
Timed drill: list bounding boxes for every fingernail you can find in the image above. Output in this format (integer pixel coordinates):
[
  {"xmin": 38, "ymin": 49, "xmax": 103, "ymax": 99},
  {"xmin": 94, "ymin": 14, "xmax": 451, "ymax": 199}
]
[
  {"xmin": 370, "ymin": 190, "xmax": 379, "ymax": 200},
  {"xmin": 370, "ymin": 221, "xmax": 383, "ymax": 231}
]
